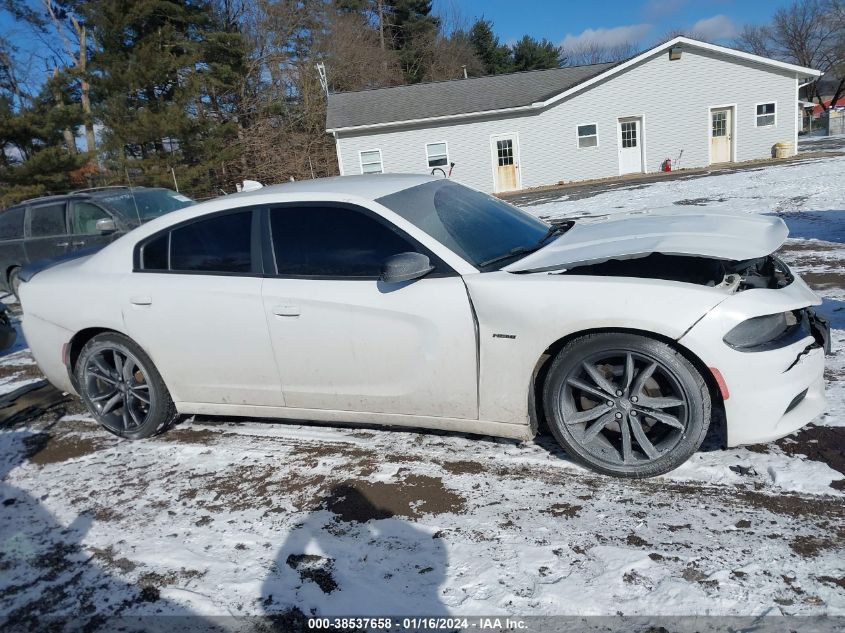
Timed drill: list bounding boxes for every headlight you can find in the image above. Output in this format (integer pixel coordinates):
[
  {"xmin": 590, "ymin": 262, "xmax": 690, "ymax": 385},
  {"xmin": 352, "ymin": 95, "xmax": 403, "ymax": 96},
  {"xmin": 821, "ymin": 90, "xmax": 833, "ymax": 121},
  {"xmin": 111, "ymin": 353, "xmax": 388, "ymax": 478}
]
[{"xmin": 723, "ymin": 312, "xmax": 795, "ymax": 350}]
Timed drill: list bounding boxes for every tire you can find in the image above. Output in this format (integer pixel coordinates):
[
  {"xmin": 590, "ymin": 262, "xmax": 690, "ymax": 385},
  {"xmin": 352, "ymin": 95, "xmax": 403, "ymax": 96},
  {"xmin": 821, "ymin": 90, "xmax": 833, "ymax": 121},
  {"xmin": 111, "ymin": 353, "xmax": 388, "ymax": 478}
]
[
  {"xmin": 543, "ymin": 332, "xmax": 710, "ymax": 478},
  {"xmin": 74, "ymin": 332, "xmax": 177, "ymax": 439},
  {"xmin": 8, "ymin": 267, "xmax": 20, "ymax": 301}
]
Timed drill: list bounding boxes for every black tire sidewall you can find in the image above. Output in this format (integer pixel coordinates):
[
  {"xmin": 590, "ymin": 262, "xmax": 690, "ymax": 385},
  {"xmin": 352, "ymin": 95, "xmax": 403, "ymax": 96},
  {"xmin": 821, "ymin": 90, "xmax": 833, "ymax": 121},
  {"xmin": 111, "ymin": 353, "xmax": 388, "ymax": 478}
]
[
  {"xmin": 75, "ymin": 333, "xmax": 174, "ymax": 439},
  {"xmin": 543, "ymin": 333, "xmax": 711, "ymax": 478}
]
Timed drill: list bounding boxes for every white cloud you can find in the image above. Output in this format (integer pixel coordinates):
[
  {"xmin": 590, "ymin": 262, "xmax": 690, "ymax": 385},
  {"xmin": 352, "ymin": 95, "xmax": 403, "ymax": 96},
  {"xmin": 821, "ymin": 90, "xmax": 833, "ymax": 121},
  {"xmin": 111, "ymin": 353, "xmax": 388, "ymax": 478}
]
[
  {"xmin": 561, "ymin": 24, "xmax": 653, "ymax": 50},
  {"xmin": 688, "ymin": 14, "xmax": 739, "ymax": 41},
  {"xmin": 644, "ymin": 0, "xmax": 689, "ymax": 18}
]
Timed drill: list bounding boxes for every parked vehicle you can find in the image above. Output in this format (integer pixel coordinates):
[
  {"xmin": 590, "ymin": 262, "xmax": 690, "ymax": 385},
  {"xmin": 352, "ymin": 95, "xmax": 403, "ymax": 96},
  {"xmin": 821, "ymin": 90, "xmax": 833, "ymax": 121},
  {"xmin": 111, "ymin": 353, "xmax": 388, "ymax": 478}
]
[
  {"xmin": 19, "ymin": 175, "xmax": 830, "ymax": 477},
  {"xmin": 0, "ymin": 187, "xmax": 193, "ymax": 298},
  {"xmin": 0, "ymin": 303, "xmax": 14, "ymax": 352}
]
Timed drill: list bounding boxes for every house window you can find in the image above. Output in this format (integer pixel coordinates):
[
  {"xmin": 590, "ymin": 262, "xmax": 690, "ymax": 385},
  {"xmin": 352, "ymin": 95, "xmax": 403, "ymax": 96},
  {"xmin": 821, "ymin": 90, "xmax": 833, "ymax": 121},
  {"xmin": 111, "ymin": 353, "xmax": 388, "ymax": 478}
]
[
  {"xmin": 359, "ymin": 149, "xmax": 383, "ymax": 174},
  {"xmin": 426, "ymin": 142, "xmax": 448, "ymax": 167},
  {"xmin": 496, "ymin": 139, "xmax": 514, "ymax": 166},
  {"xmin": 756, "ymin": 103, "xmax": 776, "ymax": 127},
  {"xmin": 577, "ymin": 124, "xmax": 598, "ymax": 148}
]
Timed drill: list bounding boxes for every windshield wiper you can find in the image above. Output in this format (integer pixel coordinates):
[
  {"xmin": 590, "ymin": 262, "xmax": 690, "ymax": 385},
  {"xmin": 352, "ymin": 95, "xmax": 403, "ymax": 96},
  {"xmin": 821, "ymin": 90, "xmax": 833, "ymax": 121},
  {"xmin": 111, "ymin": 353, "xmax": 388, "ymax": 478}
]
[{"xmin": 478, "ymin": 222, "xmax": 573, "ymax": 269}]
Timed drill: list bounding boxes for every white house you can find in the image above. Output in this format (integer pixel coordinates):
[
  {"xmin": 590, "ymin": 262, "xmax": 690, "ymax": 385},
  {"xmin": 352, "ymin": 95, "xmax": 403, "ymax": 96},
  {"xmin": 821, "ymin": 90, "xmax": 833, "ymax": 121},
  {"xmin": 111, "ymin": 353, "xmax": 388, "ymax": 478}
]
[{"xmin": 326, "ymin": 37, "xmax": 821, "ymax": 194}]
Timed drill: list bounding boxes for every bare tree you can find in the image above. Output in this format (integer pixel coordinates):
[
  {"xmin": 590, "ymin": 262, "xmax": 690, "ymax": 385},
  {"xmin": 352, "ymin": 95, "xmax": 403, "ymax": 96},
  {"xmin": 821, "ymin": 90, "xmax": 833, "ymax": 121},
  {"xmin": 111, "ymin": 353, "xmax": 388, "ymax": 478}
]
[{"xmin": 735, "ymin": 0, "xmax": 845, "ymax": 111}]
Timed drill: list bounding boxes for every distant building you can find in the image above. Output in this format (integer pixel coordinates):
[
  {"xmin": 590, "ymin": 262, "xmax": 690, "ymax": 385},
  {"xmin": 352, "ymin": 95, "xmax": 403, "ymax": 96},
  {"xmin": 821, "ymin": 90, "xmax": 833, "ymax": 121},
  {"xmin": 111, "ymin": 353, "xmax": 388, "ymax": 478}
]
[{"xmin": 326, "ymin": 37, "xmax": 821, "ymax": 194}]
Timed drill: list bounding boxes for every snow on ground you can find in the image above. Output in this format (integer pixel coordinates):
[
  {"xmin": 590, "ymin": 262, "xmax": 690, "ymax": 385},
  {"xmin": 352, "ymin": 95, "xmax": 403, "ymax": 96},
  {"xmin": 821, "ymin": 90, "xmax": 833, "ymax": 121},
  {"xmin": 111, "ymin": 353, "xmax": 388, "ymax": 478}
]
[{"xmin": 1, "ymin": 152, "xmax": 844, "ymax": 630}]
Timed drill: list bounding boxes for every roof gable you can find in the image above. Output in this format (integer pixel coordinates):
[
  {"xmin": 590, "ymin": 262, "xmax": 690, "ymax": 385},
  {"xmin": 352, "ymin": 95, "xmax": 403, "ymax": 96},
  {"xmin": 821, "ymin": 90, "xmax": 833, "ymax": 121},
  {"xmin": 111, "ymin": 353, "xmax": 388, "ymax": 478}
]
[{"xmin": 326, "ymin": 37, "xmax": 822, "ymax": 133}]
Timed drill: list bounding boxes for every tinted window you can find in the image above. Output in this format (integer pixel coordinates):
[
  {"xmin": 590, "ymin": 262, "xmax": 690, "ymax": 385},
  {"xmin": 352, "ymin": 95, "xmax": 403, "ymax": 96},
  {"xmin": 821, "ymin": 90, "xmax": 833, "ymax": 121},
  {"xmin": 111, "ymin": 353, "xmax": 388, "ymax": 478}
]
[
  {"xmin": 71, "ymin": 202, "xmax": 110, "ymax": 234},
  {"xmin": 169, "ymin": 211, "xmax": 252, "ymax": 273},
  {"xmin": 29, "ymin": 203, "xmax": 68, "ymax": 237},
  {"xmin": 142, "ymin": 233, "xmax": 169, "ymax": 270},
  {"xmin": 0, "ymin": 207, "xmax": 25, "ymax": 240},
  {"xmin": 377, "ymin": 180, "xmax": 549, "ymax": 268},
  {"xmin": 271, "ymin": 206, "xmax": 416, "ymax": 277}
]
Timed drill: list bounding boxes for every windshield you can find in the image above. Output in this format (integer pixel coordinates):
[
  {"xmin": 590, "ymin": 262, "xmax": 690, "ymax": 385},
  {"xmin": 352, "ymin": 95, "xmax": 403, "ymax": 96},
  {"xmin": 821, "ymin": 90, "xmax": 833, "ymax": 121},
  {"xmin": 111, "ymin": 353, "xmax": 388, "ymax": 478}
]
[
  {"xmin": 376, "ymin": 180, "xmax": 550, "ymax": 269},
  {"xmin": 98, "ymin": 189, "xmax": 194, "ymax": 222}
]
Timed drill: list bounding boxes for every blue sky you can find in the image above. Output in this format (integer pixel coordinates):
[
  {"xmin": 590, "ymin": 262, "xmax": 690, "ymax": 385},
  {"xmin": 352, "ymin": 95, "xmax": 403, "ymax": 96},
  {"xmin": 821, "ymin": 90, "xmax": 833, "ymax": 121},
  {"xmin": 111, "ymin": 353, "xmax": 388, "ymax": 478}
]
[{"xmin": 435, "ymin": 0, "xmax": 792, "ymax": 48}]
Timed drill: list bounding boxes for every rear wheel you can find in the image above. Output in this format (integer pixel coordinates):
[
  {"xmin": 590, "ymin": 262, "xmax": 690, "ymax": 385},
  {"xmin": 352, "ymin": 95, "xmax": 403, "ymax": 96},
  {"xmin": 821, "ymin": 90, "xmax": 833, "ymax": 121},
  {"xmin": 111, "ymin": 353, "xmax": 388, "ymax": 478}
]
[
  {"xmin": 543, "ymin": 333, "xmax": 710, "ymax": 478},
  {"xmin": 75, "ymin": 332, "xmax": 176, "ymax": 439}
]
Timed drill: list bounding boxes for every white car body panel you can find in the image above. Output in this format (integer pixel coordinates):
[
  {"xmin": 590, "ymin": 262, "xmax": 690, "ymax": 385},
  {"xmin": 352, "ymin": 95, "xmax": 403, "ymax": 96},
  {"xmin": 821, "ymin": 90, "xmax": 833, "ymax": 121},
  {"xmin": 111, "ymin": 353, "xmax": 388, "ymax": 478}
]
[
  {"xmin": 19, "ymin": 174, "xmax": 827, "ymax": 452},
  {"xmin": 121, "ymin": 274, "xmax": 284, "ymax": 407},
  {"xmin": 261, "ymin": 276, "xmax": 477, "ymax": 418},
  {"xmin": 504, "ymin": 213, "xmax": 789, "ymax": 272},
  {"xmin": 464, "ymin": 272, "xmax": 730, "ymax": 423}
]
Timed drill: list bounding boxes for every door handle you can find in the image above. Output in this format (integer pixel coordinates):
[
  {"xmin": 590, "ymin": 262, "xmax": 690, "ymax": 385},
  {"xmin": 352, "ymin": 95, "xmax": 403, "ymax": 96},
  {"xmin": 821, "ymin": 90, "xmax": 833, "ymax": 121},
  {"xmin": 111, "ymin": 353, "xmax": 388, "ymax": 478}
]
[
  {"xmin": 130, "ymin": 295, "xmax": 152, "ymax": 306},
  {"xmin": 56, "ymin": 242, "xmax": 69, "ymax": 247},
  {"xmin": 72, "ymin": 241, "xmax": 86, "ymax": 247},
  {"xmin": 272, "ymin": 305, "xmax": 301, "ymax": 317}
]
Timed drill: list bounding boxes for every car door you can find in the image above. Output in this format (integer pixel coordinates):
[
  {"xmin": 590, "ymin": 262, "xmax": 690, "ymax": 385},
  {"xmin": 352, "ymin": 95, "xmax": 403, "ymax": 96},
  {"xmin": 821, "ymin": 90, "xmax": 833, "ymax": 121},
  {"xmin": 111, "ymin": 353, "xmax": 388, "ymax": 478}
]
[
  {"xmin": 68, "ymin": 200, "xmax": 117, "ymax": 252},
  {"xmin": 261, "ymin": 202, "xmax": 478, "ymax": 419},
  {"xmin": 122, "ymin": 208, "xmax": 284, "ymax": 407},
  {"xmin": 25, "ymin": 202, "xmax": 70, "ymax": 263}
]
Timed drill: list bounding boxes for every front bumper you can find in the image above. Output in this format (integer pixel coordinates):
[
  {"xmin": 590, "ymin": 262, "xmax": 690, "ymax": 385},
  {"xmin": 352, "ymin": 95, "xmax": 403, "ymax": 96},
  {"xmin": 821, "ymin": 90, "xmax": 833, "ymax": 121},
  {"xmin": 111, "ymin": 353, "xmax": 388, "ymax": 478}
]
[{"xmin": 679, "ymin": 275, "xmax": 829, "ymax": 447}]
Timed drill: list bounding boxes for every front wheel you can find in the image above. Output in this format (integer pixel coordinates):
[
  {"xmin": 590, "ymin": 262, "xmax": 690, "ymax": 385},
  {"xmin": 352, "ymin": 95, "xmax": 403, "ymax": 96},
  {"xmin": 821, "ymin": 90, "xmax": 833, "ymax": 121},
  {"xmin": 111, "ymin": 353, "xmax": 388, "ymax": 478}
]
[
  {"xmin": 75, "ymin": 332, "xmax": 177, "ymax": 439},
  {"xmin": 543, "ymin": 333, "xmax": 711, "ymax": 478}
]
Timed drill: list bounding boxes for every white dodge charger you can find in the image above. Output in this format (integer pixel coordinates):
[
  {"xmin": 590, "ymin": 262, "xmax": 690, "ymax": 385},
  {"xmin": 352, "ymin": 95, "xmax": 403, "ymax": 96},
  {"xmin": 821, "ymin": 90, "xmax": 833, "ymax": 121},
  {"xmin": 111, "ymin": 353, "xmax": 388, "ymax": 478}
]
[{"xmin": 20, "ymin": 175, "xmax": 830, "ymax": 477}]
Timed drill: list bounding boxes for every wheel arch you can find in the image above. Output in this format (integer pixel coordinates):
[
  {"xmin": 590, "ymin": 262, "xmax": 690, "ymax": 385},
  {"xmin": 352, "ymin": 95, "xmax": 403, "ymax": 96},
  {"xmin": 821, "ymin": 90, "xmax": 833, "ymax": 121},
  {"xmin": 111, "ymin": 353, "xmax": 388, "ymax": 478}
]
[{"xmin": 528, "ymin": 327, "xmax": 725, "ymax": 440}]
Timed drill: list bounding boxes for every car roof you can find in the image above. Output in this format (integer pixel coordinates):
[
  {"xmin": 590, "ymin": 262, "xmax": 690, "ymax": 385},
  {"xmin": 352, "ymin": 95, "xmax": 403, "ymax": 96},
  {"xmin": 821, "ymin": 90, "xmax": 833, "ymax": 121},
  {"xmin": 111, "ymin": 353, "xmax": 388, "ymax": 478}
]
[
  {"xmin": 4, "ymin": 186, "xmax": 169, "ymax": 210},
  {"xmin": 227, "ymin": 174, "xmax": 440, "ymax": 202}
]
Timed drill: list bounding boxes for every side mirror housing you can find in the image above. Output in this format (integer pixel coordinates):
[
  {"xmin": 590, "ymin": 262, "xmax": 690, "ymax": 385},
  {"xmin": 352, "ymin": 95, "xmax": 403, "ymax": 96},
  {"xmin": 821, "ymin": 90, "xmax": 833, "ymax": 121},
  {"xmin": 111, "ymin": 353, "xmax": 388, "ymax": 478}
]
[
  {"xmin": 95, "ymin": 218, "xmax": 117, "ymax": 234},
  {"xmin": 380, "ymin": 252, "xmax": 434, "ymax": 284}
]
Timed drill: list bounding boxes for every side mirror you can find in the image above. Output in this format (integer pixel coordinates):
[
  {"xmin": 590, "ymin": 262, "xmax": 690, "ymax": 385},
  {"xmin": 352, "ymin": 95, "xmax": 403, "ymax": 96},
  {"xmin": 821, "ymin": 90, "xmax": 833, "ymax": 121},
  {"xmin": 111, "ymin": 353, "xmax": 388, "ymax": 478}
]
[
  {"xmin": 380, "ymin": 252, "xmax": 434, "ymax": 284},
  {"xmin": 95, "ymin": 218, "xmax": 117, "ymax": 234}
]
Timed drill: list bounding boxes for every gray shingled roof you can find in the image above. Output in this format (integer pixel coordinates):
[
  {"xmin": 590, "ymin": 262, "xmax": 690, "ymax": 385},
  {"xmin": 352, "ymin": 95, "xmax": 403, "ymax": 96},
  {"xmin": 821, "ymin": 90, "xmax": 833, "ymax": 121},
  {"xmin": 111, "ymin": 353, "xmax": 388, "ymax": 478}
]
[{"xmin": 326, "ymin": 62, "xmax": 619, "ymax": 130}]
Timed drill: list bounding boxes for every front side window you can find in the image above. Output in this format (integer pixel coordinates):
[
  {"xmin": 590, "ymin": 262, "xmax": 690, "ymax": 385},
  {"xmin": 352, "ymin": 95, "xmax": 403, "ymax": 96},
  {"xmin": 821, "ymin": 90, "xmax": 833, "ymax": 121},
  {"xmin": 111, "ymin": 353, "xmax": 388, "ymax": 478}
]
[
  {"xmin": 270, "ymin": 206, "xmax": 417, "ymax": 277},
  {"xmin": 359, "ymin": 150, "xmax": 383, "ymax": 174},
  {"xmin": 377, "ymin": 180, "xmax": 550, "ymax": 269},
  {"xmin": 140, "ymin": 211, "xmax": 252, "ymax": 273},
  {"xmin": 0, "ymin": 207, "xmax": 25, "ymax": 240},
  {"xmin": 577, "ymin": 124, "xmax": 598, "ymax": 148},
  {"xmin": 71, "ymin": 202, "xmax": 110, "ymax": 235},
  {"xmin": 29, "ymin": 203, "xmax": 67, "ymax": 237},
  {"xmin": 756, "ymin": 102, "xmax": 776, "ymax": 127},
  {"xmin": 426, "ymin": 142, "xmax": 448, "ymax": 167}
]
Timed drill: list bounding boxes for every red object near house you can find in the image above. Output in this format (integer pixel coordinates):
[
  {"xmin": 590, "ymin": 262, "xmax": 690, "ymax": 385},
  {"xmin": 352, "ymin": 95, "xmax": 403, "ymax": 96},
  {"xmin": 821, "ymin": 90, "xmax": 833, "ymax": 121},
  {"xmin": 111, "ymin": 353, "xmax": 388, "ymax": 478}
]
[{"xmin": 661, "ymin": 158, "xmax": 672, "ymax": 172}]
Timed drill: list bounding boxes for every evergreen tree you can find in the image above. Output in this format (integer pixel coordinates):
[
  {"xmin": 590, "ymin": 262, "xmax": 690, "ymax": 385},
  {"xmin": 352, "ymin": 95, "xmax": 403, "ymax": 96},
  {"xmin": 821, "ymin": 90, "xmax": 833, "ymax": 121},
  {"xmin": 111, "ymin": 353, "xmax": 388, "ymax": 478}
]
[
  {"xmin": 511, "ymin": 35, "xmax": 565, "ymax": 71},
  {"xmin": 468, "ymin": 19, "xmax": 511, "ymax": 75},
  {"xmin": 384, "ymin": 0, "xmax": 440, "ymax": 83}
]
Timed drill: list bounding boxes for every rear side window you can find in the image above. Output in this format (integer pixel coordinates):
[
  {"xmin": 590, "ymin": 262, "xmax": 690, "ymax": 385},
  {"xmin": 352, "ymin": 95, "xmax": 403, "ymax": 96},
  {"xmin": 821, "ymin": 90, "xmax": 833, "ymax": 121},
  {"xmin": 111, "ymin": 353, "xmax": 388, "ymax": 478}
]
[
  {"xmin": 141, "ymin": 211, "xmax": 252, "ymax": 273},
  {"xmin": 270, "ymin": 206, "xmax": 417, "ymax": 277},
  {"xmin": 29, "ymin": 203, "xmax": 67, "ymax": 237},
  {"xmin": 0, "ymin": 207, "xmax": 25, "ymax": 240}
]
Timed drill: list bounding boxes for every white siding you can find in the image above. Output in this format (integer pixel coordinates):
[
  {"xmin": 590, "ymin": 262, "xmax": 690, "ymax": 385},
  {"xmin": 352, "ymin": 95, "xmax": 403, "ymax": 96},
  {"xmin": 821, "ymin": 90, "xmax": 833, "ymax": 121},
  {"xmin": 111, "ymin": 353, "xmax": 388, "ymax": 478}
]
[{"xmin": 336, "ymin": 47, "xmax": 798, "ymax": 193}]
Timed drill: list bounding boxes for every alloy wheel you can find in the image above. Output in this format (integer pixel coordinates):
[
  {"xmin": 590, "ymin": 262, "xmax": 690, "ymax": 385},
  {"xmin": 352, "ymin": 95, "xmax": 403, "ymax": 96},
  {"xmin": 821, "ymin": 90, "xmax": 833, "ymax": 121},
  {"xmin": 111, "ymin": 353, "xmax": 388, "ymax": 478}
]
[
  {"xmin": 83, "ymin": 347, "xmax": 154, "ymax": 433},
  {"xmin": 560, "ymin": 350, "xmax": 690, "ymax": 466}
]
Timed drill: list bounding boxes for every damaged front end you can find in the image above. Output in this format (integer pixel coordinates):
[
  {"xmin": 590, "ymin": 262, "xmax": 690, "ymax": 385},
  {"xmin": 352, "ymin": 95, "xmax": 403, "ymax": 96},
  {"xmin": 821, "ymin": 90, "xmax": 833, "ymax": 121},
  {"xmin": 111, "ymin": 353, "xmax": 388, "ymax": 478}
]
[{"xmin": 556, "ymin": 252, "xmax": 793, "ymax": 293}]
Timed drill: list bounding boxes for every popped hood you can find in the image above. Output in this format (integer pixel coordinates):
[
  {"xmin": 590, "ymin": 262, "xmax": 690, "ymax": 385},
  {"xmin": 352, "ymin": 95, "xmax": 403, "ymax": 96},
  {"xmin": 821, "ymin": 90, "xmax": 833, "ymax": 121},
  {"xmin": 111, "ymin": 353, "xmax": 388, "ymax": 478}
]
[{"xmin": 503, "ymin": 213, "xmax": 789, "ymax": 273}]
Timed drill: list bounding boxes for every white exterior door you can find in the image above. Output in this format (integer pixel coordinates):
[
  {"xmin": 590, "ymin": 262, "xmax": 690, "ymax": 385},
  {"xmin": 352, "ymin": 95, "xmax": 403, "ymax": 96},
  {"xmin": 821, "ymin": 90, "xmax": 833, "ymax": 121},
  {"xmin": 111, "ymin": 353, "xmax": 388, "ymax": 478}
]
[
  {"xmin": 710, "ymin": 107, "xmax": 733, "ymax": 164},
  {"xmin": 618, "ymin": 118, "xmax": 643, "ymax": 174},
  {"xmin": 491, "ymin": 133, "xmax": 521, "ymax": 193},
  {"xmin": 261, "ymin": 204, "xmax": 478, "ymax": 418}
]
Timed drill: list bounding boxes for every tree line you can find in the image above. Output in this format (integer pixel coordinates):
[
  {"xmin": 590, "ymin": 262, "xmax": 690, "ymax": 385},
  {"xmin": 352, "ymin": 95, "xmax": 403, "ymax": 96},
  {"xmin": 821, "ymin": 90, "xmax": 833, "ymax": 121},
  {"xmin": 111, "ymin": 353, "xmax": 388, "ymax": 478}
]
[{"xmin": 0, "ymin": 0, "xmax": 843, "ymax": 208}]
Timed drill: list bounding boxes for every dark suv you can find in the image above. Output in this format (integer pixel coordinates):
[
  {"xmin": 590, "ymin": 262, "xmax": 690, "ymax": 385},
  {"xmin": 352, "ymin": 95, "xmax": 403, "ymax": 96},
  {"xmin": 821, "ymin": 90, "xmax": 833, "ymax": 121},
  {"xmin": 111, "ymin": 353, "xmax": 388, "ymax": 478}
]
[{"xmin": 0, "ymin": 187, "xmax": 193, "ymax": 297}]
